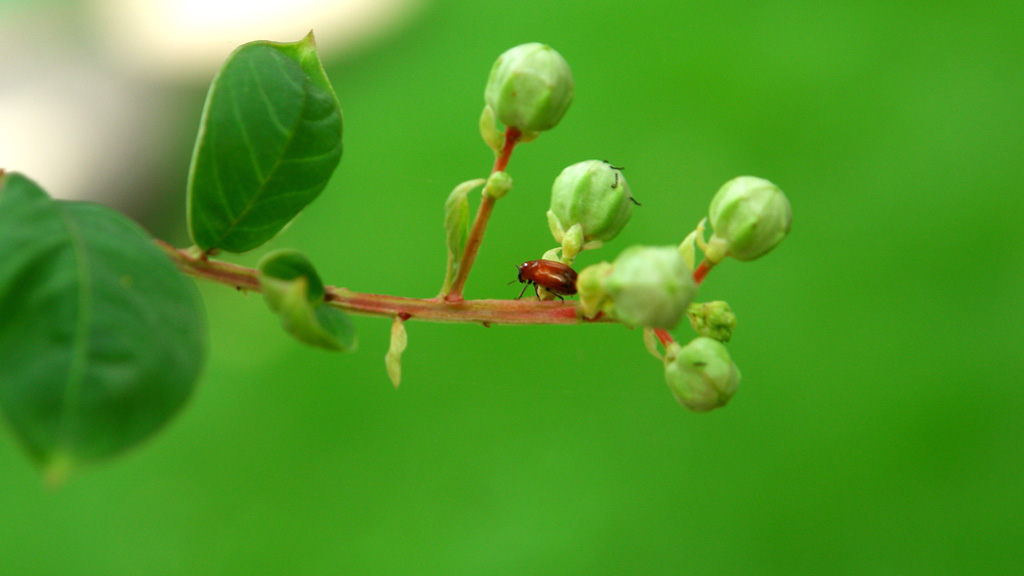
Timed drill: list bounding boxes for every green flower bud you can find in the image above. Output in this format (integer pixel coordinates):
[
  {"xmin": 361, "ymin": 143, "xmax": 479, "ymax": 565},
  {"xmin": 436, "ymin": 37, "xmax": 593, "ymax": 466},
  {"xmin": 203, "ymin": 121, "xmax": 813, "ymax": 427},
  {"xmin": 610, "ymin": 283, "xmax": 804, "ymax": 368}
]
[
  {"xmin": 484, "ymin": 43, "xmax": 575, "ymax": 133},
  {"xmin": 602, "ymin": 246, "xmax": 697, "ymax": 328},
  {"xmin": 706, "ymin": 176, "xmax": 791, "ymax": 263},
  {"xmin": 549, "ymin": 160, "xmax": 636, "ymax": 245},
  {"xmin": 483, "ymin": 171, "xmax": 512, "ymax": 199},
  {"xmin": 687, "ymin": 300, "xmax": 737, "ymax": 342},
  {"xmin": 664, "ymin": 337, "xmax": 740, "ymax": 412}
]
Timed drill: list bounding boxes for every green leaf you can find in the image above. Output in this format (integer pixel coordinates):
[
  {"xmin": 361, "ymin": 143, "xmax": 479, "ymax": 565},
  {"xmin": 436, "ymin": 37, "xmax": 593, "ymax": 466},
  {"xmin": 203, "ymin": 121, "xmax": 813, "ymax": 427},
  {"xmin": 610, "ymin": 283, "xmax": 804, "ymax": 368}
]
[
  {"xmin": 256, "ymin": 250, "xmax": 356, "ymax": 352},
  {"xmin": 256, "ymin": 248, "xmax": 325, "ymax": 304},
  {"xmin": 440, "ymin": 178, "xmax": 485, "ymax": 294},
  {"xmin": 187, "ymin": 32, "xmax": 343, "ymax": 253},
  {"xmin": 312, "ymin": 305, "xmax": 358, "ymax": 351},
  {"xmin": 0, "ymin": 173, "xmax": 206, "ymax": 478}
]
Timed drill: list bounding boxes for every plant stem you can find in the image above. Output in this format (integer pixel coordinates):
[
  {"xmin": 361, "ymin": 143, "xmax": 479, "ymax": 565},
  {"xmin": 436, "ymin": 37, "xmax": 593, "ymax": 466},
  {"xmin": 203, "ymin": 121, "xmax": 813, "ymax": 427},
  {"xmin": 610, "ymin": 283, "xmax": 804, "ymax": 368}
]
[
  {"xmin": 491, "ymin": 126, "xmax": 520, "ymax": 173},
  {"xmin": 654, "ymin": 328, "xmax": 675, "ymax": 347},
  {"xmin": 157, "ymin": 240, "xmax": 609, "ymax": 326},
  {"xmin": 445, "ymin": 127, "xmax": 521, "ymax": 301},
  {"xmin": 445, "ymin": 195, "xmax": 495, "ymax": 301},
  {"xmin": 693, "ymin": 259, "xmax": 713, "ymax": 285}
]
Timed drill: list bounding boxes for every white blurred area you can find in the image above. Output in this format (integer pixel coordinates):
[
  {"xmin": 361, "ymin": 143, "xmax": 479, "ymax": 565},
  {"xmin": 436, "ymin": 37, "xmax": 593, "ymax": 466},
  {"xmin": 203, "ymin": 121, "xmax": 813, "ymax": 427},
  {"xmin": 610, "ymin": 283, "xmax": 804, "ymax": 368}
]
[
  {"xmin": 0, "ymin": 0, "xmax": 422, "ymax": 210},
  {"xmin": 93, "ymin": 0, "xmax": 423, "ymax": 80}
]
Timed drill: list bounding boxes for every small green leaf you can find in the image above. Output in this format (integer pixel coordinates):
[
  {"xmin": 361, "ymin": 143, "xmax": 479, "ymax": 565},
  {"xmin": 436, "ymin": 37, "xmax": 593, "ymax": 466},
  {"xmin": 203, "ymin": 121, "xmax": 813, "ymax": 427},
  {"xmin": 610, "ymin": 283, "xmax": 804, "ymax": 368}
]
[
  {"xmin": 187, "ymin": 32, "xmax": 343, "ymax": 253},
  {"xmin": 440, "ymin": 178, "xmax": 485, "ymax": 294},
  {"xmin": 256, "ymin": 251, "xmax": 356, "ymax": 351},
  {"xmin": 257, "ymin": 249, "xmax": 325, "ymax": 304},
  {"xmin": 0, "ymin": 173, "xmax": 206, "ymax": 477}
]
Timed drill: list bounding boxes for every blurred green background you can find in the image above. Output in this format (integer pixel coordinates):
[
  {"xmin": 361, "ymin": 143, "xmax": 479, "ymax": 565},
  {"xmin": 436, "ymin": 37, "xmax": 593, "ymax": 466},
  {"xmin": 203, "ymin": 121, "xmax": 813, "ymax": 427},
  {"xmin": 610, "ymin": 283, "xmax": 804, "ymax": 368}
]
[{"xmin": 2, "ymin": 0, "xmax": 1023, "ymax": 574}]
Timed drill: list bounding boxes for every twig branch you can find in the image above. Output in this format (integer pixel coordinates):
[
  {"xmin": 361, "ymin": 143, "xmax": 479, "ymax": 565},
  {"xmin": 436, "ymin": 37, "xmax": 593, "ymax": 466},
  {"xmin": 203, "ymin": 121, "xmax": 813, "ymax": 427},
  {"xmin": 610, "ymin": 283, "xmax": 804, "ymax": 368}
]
[
  {"xmin": 156, "ymin": 240, "xmax": 612, "ymax": 326},
  {"xmin": 445, "ymin": 127, "xmax": 521, "ymax": 301}
]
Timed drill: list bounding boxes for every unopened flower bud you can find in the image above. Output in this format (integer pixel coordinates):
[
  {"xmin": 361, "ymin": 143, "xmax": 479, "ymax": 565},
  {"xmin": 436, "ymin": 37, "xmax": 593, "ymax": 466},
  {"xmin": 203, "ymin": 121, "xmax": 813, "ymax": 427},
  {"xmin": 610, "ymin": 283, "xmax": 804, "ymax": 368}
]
[
  {"xmin": 664, "ymin": 337, "xmax": 740, "ymax": 412},
  {"xmin": 687, "ymin": 300, "xmax": 737, "ymax": 342},
  {"xmin": 705, "ymin": 176, "xmax": 791, "ymax": 263},
  {"xmin": 549, "ymin": 160, "xmax": 635, "ymax": 245},
  {"xmin": 602, "ymin": 246, "xmax": 697, "ymax": 328},
  {"xmin": 483, "ymin": 171, "xmax": 512, "ymax": 199},
  {"xmin": 484, "ymin": 43, "xmax": 574, "ymax": 133}
]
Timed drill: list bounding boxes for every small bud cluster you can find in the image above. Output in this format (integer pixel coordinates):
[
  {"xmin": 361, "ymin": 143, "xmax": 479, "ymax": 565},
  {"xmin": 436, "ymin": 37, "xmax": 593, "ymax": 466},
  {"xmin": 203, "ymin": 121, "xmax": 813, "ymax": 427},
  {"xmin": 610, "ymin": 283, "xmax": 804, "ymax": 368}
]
[{"xmin": 687, "ymin": 300, "xmax": 737, "ymax": 342}]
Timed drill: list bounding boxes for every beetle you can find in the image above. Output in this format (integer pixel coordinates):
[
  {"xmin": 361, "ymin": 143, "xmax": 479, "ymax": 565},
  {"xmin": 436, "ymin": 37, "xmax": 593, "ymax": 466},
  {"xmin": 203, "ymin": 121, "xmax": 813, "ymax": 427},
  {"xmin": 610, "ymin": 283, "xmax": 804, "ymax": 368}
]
[{"xmin": 513, "ymin": 260, "xmax": 578, "ymax": 301}]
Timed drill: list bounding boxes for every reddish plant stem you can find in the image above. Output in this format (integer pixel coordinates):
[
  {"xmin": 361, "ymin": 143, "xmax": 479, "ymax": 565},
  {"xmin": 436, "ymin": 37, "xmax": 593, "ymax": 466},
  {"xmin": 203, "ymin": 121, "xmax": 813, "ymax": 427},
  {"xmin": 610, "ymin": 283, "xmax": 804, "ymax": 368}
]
[
  {"xmin": 492, "ymin": 126, "xmax": 520, "ymax": 172},
  {"xmin": 157, "ymin": 240, "xmax": 607, "ymax": 326},
  {"xmin": 654, "ymin": 328, "xmax": 675, "ymax": 347},
  {"xmin": 328, "ymin": 289, "xmax": 587, "ymax": 325},
  {"xmin": 693, "ymin": 259, "xmax": 713, "ymax": 285},
  {"xmin": 445, "ymin": 196, "xmax": 495, "ymax": 301},
  {"xmin": 445, "ymin": 127, "xmax": 521, "ymax": 301}
]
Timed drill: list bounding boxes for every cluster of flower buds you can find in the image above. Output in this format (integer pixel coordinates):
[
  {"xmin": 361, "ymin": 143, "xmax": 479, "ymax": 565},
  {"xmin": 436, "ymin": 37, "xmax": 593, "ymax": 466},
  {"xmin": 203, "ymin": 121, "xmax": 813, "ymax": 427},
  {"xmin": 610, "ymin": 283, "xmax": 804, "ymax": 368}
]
[
  {"xmin": 566, "ymin": 171, "xmax": 789, "ymax": 411},
  {"xmin": 478, "ymin": 43, "xmax": 792, "ymax": 413}
]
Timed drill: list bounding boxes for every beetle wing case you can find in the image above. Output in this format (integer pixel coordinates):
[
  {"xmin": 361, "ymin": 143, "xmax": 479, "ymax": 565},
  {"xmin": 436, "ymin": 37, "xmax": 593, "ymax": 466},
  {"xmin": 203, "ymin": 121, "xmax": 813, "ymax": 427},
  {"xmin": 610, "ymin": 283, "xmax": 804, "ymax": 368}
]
[{"xmin": 515, "ymin": 260, "xmax": 578, "ymax": 298}]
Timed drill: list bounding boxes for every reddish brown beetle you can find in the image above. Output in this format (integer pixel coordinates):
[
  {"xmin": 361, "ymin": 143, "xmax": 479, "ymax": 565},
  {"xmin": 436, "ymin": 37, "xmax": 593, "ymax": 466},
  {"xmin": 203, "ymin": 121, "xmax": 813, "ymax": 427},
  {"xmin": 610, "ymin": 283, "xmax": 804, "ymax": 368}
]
[{"xmin": 513, "ymin": 260, "xmax": 578, "ymax": 300}]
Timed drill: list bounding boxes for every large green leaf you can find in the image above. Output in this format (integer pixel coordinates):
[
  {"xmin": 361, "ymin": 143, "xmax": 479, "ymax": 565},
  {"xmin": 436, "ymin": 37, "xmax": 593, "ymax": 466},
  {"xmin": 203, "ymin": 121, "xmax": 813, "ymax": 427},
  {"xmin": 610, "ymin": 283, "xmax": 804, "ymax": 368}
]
[
  {"xmin": 0, "ymin": 173, "xmax": 207, "ymax": 478},
  {"xmin": 187, "ymin": 32, "xmax": 343, "ymax": 253}
]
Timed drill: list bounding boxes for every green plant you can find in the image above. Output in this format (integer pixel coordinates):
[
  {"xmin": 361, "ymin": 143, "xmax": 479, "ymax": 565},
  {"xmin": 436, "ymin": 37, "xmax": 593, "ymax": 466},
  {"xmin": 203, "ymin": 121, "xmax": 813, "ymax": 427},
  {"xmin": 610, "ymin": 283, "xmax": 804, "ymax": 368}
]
[{"xmin": 0, "ymin": 34, "xmax": 791, "ymax": 481}]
